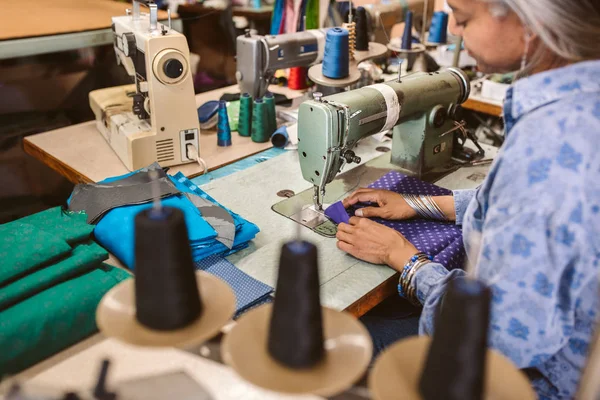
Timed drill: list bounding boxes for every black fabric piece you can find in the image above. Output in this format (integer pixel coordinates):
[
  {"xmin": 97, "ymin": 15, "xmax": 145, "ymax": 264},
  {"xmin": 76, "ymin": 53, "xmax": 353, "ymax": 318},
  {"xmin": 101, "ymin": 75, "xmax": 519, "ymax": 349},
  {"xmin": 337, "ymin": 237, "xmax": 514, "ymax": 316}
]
[
  {"xmin": 68, "ymin": 177, "xmax": 180, "ymax": 224},
  {"xmin": 96, "ymin": 167, "xmax": 167, "ymax": 188},
  {"xmin": 268, "ymin": 241, "xmax": 324, "ymax": 368},
  {"xmin": 134, "ymin": 207, "xmax": 202, "ymax": 330}
]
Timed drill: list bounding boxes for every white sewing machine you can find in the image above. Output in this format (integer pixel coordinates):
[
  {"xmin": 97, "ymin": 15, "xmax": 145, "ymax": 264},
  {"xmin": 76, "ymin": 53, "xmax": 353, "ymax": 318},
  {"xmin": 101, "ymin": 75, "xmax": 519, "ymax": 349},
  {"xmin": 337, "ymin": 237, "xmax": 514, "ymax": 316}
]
[{"xmin": 89, "ymin": 0, "xmax": 200, "ymax": 171}]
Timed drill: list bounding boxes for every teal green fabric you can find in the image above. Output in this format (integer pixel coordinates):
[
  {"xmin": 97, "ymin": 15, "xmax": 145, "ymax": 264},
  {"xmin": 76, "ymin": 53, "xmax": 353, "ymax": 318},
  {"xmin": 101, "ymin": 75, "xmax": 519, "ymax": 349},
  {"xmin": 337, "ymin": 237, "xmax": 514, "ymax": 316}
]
[
  {"xmin": 0, "ymin": 264, "xmax": 131, "ymax": 376},
  {"xmin": 0, "ymin": 223, "xmax": 72, "ymax": 286},
  {"xmin": 17, "ymin": 207, "xmax": 93, "ymax": 245},
  {"xmin": 0, "ymin": 242, "xmax": 108, "ymax": 311}
]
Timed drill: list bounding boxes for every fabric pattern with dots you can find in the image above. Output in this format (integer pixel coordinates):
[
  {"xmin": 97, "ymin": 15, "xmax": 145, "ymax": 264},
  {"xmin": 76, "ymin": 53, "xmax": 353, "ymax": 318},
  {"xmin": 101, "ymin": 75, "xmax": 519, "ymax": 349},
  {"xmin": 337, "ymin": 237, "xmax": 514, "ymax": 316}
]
[
  {"xmin": 195, "ymin": 255, "xmax": 273, "ymax": 318},
  {"xmin": 351, "ymin": 171, "xmax": 465, "ymax": 270}
]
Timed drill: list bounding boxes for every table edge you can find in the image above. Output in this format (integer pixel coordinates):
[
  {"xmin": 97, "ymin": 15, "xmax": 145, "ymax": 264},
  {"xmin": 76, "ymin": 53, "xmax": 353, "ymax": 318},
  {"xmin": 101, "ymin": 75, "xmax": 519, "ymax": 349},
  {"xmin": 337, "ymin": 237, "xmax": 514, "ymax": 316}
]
[{"xmin": 23, "ymin": 138, "xmax": 93, "ymax": 184}]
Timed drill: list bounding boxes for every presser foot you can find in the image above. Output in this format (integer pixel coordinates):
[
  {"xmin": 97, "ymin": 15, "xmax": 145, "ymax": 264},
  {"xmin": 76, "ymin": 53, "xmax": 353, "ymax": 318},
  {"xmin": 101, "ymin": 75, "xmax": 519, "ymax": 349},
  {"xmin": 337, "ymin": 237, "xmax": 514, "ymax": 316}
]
[{"xmin": 289, "ymin": 204, "xmax": 337, "ymax": 238}]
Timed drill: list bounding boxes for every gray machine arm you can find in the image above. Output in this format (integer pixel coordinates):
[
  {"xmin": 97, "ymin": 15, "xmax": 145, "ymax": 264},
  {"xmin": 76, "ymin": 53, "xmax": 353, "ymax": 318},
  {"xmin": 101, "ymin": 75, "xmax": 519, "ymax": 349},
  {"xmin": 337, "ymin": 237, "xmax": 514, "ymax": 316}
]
[
  {"xmin": 236, "ymin": 29, "xmax": 329, "ymax": 98},
  {"xmin": 297, "ymin": 68, "xmax": 470, "ymax": 203}
]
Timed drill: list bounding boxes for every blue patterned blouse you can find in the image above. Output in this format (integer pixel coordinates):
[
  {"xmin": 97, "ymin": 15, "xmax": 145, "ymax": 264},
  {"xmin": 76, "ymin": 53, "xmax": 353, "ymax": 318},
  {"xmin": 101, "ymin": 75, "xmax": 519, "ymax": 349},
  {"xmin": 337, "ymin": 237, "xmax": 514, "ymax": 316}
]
[{"xmin": 411, "ymin": 60, "xmax": 600, "ymax": 399}]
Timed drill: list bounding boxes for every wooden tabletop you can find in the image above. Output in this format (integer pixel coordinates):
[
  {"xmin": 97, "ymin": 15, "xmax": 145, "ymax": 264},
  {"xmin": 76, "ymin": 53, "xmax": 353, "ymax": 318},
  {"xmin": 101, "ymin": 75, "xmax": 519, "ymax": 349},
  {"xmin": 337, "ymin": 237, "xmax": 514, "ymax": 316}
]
[
  {"xmin": 462, "ymin": 96, "xmax": 503, "ymax": 117},
  {"xmin": 23, "ymin": 85, "xmax": 305, "ymax": 184},
  {"xmin": 0, "ymin": 0, "xmax": 174, "ymax": 41}
]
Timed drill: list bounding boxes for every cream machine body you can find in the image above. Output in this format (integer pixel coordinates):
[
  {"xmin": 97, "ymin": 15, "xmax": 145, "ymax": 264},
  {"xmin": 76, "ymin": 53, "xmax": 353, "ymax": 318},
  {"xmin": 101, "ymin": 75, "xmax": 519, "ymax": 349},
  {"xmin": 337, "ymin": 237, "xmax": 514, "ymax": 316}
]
[
  {"xmin": 89, "ymin": 0, "xmax": 200, "ymax": 171},
  {"xmin": 298, "ymin": 68, "xmax": 471, "ymax": 210}
]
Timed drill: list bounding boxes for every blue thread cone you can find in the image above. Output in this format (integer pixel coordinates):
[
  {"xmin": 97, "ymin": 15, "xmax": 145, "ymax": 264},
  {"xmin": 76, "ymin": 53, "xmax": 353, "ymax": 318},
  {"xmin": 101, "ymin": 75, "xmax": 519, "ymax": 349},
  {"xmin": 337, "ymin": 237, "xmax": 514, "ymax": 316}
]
[
  {"xmin": 271, "ymin": 126, "xmax": 289, "ymax": 148},
  {"xmin": 401, "ymin": 11, "xmax": 413, "ymax": 50},
  {"xmin": 322, "ymin": 28, "xmax": 350, "ymax": 79},
  {"xmin": 217, "ymin": 100, "xmax": 232, "ymax": 147},
  {"xmin": 428, "ymin": 11, "xmax": 449, "ymax": 44}
]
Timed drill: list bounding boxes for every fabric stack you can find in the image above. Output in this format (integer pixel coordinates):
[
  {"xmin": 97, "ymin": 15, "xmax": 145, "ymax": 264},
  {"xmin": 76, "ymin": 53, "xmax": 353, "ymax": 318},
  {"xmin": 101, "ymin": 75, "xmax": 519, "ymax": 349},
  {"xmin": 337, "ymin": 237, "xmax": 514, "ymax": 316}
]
[
  {"xmin": 0, "ymin": 207, "xmax": 131, "ymax": 375},
  {"xmin": 68, "ymin": 164, "xmax": 260, "ymax": 270}
]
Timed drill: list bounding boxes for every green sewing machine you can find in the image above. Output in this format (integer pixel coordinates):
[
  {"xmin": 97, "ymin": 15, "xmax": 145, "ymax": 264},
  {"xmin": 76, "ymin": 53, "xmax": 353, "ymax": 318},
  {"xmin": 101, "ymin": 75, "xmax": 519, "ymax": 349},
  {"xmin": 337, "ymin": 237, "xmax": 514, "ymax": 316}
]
[{"xmin": 273, "ymin": 68, "xmax": 481, "ymax": 236}]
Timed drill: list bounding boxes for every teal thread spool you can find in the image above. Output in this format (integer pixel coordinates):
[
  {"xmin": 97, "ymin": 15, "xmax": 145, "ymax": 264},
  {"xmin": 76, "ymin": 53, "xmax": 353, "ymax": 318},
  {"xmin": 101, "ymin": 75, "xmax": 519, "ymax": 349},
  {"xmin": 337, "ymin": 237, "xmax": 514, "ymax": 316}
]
[
  {"xmin": 238, "ymin": 93, "xmax": 253, "ymax": 137},
  {"xmin": 264, "ymin": 92, "xmax": 277, "ymax": 136},
  {"xmin": 217, "ymin": 100, "xmax": 232, "ymax": 146},
  {"xmin": 251, "ymin": 98, "xmax": 269, "ymax": 143}
]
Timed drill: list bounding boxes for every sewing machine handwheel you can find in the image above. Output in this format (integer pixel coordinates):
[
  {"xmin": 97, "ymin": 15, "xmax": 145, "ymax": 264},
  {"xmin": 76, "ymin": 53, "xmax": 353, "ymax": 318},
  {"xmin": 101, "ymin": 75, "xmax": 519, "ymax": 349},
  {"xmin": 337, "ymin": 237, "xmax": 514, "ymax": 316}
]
[
  {"xmin": 122, "ymin": 32, "xmax": 136, "ymax": 58},
  {"xmin": 153, "ymin": 49, "xmax": 189, "ymax": 85}
]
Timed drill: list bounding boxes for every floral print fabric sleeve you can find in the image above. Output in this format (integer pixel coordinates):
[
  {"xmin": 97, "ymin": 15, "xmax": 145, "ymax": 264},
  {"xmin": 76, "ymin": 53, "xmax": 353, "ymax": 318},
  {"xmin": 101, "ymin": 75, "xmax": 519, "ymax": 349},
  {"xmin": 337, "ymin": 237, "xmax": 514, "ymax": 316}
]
[{"xmin": 407, "ymin": 61, "xmax": 600, "ymax": 399}]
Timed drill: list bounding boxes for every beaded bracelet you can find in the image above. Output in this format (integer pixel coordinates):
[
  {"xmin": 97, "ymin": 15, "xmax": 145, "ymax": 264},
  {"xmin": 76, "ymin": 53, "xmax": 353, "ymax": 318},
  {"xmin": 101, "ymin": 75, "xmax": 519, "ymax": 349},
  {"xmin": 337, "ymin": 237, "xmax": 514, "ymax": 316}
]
[{"xmin": 398, "ymin": 252, "xmax": 433, "ymax": 305}]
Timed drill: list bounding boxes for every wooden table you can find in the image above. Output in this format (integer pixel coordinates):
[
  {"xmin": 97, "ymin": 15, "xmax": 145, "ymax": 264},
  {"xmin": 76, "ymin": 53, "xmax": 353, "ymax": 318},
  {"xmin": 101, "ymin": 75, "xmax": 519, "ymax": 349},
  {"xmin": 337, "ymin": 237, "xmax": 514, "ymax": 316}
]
[
  {"xmin": 0, "ymin": 0, "xmax": 181, "ymax": 60},
  {"xmin": 463, "ymin": 95, "xmax": 503, "ymax": 117},
  {"xmin": 23, "ymin": 84, "xmax": 303, "ymax": 184}
]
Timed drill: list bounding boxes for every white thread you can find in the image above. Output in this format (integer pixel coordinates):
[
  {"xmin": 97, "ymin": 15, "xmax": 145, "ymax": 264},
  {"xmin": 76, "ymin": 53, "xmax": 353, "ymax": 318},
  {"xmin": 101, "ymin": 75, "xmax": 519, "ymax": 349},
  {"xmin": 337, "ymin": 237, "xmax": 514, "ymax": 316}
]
[
  {"xmin": 186, "ymin": 143, "xmax": 208, "ymax": 176},
  {"xmin": 368, "ymin": 84, "xmax": 401, "ymax": 132}
]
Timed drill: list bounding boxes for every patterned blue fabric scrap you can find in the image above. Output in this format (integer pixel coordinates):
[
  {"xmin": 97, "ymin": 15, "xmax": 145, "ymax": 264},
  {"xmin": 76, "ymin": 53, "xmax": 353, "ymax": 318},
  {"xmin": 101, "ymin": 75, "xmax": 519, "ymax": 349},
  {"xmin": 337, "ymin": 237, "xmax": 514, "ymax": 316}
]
[{"xmin": 195, "ymin": 255, "xmax": 273, "ymax": 316}]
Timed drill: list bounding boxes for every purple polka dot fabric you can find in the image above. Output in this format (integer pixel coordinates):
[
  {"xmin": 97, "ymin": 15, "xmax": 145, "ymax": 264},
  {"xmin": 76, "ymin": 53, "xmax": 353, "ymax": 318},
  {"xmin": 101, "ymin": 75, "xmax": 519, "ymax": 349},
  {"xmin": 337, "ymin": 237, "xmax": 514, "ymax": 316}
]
[{"xmin": 352, "ymin": 171, "xmax": 465, "ymax": 270}]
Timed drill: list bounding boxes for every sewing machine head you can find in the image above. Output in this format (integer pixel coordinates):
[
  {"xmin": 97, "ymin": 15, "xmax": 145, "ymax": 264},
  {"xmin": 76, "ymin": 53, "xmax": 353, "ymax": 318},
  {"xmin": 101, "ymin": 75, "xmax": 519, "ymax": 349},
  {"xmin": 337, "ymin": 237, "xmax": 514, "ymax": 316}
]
[
  {"xmin": 297, "ymin": 68, "xmax": 470, "ymax": 209},
  {"xmin": 89, "ymin": 0, "xmax": 200, "ymax": 171},
  {"xmin": 236, "ymin": 29, "xmax": 329, "ymax": 98},
  {"xmin": 362, "ymin": 0, "xmax": 433, "ymax": 45}
]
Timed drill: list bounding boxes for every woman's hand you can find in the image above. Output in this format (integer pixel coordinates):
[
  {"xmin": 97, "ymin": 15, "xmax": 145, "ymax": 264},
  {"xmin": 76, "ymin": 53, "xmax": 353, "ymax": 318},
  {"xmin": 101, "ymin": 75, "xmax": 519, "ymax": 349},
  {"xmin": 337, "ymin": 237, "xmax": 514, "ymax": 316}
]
[
  {"xmin": 342, "ymin": 188, "xmax": 417, "ymax": 220},
  {"xmin": 336, "ymin": 217, "xmax": 419, "ymax": 272}
]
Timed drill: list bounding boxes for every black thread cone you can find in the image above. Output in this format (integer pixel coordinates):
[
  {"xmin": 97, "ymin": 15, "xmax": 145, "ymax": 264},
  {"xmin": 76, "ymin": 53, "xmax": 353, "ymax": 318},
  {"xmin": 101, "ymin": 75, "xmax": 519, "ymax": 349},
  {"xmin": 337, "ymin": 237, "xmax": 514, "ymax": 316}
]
[
  {"xmin": 355, "ymin": 7, "xmax": 369, "ymax": 51},
  {"xmin": 419, "ymin": 278, "xmax": 491, "ymax": 400},
  {"xmin": 268, "ymin": 240, "xmax": 324, "ymax": 368},
  {"xmin": 134, "ymin": 207, "xmax": 202, "ymax": 330}
]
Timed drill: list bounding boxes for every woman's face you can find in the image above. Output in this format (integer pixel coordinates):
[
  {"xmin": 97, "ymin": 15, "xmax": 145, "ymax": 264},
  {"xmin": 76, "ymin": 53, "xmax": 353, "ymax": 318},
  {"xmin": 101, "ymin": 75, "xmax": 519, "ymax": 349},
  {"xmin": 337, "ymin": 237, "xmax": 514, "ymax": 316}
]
[{"xmin": 448, "ymin": 0, "xmax": 528, "ymax": 73}]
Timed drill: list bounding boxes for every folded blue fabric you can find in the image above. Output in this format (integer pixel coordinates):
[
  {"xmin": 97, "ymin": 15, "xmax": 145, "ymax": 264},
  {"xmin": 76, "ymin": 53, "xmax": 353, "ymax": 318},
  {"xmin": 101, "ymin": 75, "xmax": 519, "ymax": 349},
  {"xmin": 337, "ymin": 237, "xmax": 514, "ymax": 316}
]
[
  {"xmin": 86, "ymin": 168, "xmax": 259, "ymax": 269},
  {"xmin": 172, "ymin": 173, "xmax": 260, "ymax": 260},
  {"xmin": 195, "ymin": 255, "xmax": 272, "ymax": 317},
  {"xmin": 325, "ymin": 201, "xmax": 350, "ymax": 224}
]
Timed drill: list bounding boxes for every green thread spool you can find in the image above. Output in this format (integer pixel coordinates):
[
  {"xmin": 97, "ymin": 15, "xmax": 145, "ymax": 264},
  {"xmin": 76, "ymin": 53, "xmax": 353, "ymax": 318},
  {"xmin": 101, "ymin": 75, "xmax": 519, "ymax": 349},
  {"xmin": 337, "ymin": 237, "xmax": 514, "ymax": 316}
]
[
  {"xmin": 251, "ymin": 98, "xmax": 269, "ymax": 143},
  {"xmin": 264, "ymin": 92, "xmax": 277, "ymax": 137},
  {"xmin": 239, "ymin": 93, "xmax": 253, "ymax": 137}
]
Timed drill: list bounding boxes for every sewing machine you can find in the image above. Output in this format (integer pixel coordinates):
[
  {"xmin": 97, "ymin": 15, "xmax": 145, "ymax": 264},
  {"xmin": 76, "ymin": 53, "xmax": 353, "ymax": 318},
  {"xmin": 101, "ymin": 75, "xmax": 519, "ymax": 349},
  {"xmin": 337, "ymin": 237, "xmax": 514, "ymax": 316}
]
[
  {"xmin": 297, "ymin": 68, "xmax": 472, "ymax": 211},
  {"xmin": 89, "ymin": 0, "xmax": 200, "ymax": 171},
  {"xmin": 235, "ymin": 0, "xmax": 432, "ymax": 99},
  {"xmin": 363, "ymin": 0, "xmax": 433, "ymax": 44},
  {"xmin": 236, "ymin": 28, "xmax": 331, "ymax": 99}
]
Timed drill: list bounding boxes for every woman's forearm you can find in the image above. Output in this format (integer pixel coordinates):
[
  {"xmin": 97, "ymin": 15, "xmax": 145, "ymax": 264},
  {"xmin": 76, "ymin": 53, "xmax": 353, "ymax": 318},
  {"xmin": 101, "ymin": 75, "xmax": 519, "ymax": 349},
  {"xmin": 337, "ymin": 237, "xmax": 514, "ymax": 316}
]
[{"xmin": 432, "ymin": 196, "xmax": 456, "ymax": 222}]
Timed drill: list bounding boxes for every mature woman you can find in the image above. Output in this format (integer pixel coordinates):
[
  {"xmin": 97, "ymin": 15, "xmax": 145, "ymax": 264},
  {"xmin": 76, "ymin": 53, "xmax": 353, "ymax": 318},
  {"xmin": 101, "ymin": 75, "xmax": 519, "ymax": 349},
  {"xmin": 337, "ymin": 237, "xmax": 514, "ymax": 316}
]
[{"xmin": 336, "ymin": 0, "xmax": 600, "ymax": 398}]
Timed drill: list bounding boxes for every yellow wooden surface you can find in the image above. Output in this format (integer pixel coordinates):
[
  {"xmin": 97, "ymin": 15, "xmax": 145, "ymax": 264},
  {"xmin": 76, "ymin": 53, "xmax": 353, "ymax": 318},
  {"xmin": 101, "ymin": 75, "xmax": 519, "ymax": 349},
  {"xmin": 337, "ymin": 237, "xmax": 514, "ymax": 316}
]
[{"xmin": 0, "ymin": 0, "xmax": 173, "ymax": 41}]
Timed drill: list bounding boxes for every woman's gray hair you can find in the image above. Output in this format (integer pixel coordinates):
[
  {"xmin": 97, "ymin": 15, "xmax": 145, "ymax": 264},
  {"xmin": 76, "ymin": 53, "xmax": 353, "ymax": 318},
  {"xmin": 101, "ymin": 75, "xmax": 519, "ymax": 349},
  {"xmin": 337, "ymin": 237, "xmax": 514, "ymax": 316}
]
[{"xmin": 482, "ymin": 0, "xmax": 600, "ymax": 71}]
